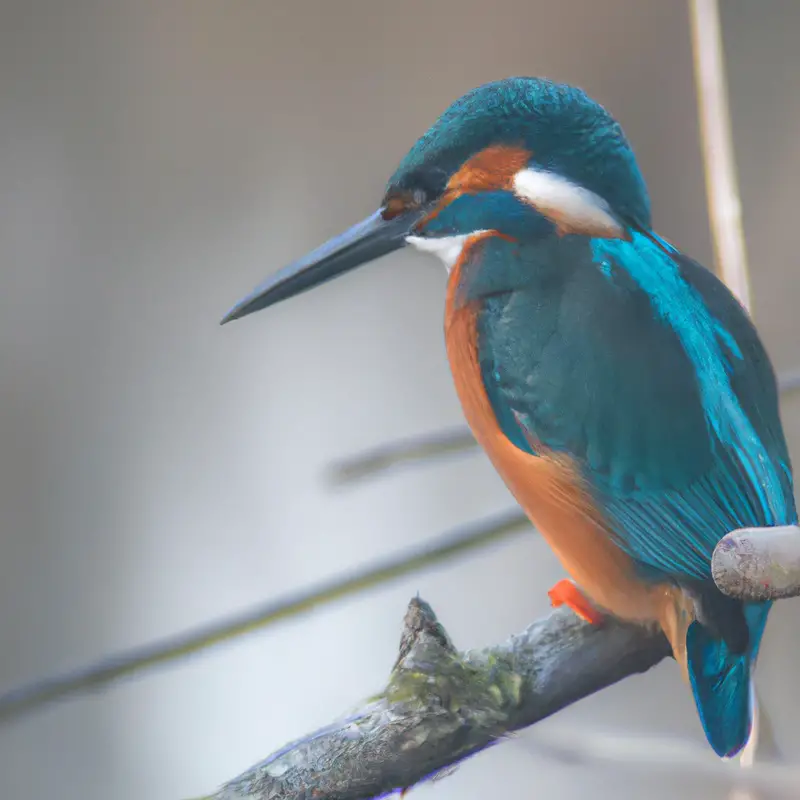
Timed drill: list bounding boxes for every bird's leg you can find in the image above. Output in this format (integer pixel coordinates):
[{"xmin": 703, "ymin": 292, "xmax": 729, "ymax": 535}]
[{"xmin": 548, "ymin": 579, "xmax": 605, "ymax": 625}]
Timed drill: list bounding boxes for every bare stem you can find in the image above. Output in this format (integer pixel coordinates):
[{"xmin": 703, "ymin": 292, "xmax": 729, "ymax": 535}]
[{"xmin": 689, "ymin": 0, "xmax": 751, "ymax": 308}]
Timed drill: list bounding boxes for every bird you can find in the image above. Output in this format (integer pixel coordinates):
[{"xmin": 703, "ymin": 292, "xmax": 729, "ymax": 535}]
[{"xmin": 220, "ymin": 77, "xmax": 796, "ymax": 759}]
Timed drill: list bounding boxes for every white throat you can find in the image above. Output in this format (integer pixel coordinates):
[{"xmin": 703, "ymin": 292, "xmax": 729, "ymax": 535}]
[{"xmin": 405, "ymin": 232, "xmax": 487, "ymax": 274}]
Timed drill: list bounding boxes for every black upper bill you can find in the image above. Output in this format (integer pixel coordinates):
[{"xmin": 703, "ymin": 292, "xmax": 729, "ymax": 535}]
[{"xmin": 220, "ymin": 206, "xmax": 426, "ymax": 325}]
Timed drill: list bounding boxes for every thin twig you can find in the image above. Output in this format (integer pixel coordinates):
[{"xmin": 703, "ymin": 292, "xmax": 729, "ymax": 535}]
[
  {"xmin": 0, "ymin": 511, "xmax": 529, "ymax": 724},
  {"xmin": 328, "ymin": 369, "xmax": 799, "ymax": 487},
  {"xmin": 5, "ymin": 495, "xmax": 800, "ymax": 733},
  {"xmin": 689, "ymin": 0, "xmax": 751, "ymax": 308},
  {"xmin": 326, "ymin": 427, "xmax": 478, "ymax": 486}
]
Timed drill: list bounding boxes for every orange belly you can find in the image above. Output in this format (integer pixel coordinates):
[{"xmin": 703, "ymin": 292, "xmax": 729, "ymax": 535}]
[{"xmin": 444, "ymin": 235, "xmax": 693, "ymax": 672}]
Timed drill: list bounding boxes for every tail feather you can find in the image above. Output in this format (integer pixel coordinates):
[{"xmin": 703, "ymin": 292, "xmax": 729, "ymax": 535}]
[{"xmin": 686, "ymin": 601, "xmax": 771, "ymax": 758}]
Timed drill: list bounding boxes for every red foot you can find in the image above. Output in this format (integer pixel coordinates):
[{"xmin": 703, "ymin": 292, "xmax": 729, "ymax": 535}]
[{"xmin": 548, "ymin": 579, "xmax": 604, "ymax": 625}]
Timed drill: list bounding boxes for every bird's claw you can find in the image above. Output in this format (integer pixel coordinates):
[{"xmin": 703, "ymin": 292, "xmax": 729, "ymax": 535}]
[{"xmin": 548, "ymin": 579, "xmax": 605, "ymax": 625}]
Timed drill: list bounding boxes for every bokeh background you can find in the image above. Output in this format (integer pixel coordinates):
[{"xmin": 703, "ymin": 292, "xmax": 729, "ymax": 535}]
[{"xmin": 1, "ymin": 2, "xmax": 798, "ymax": 799}]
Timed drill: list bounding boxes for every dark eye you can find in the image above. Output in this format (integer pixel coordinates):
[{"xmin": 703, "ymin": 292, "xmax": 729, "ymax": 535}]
[
  {"xmin": 382, "ymin": 188, "xmax": 429, "ymax": 220},
  {"xmin": 382, "ymin": 194, "xmax": 409, "ymax": 219}
]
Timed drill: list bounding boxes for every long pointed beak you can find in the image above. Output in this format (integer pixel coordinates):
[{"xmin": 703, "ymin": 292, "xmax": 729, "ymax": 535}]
[{"xmin": 220, "ymin": 206, "xmax": 426, "ymax": 325}]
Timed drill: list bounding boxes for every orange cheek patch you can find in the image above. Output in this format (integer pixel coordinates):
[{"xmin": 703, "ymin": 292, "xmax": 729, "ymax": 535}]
[
  {"xmin": 448, "ymin": 144, "xmax": 532, "ymax": 193},
  {"xmin": 382, "ymin": 194, "xmax": 413, "ymax": 220},
  {"xmin": 419, "ymin": 145, "xmax": 531, "ymax": 229}
]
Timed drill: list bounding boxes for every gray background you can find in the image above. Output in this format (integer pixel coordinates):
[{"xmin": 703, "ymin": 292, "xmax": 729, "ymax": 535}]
[{"xmin": 0, "ymin": 2, "xmax": 798, "ymax": 799}]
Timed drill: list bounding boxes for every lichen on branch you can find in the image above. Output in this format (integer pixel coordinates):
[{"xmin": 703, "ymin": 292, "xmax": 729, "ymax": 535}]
[{"xmin": 212, "ymin": 599, "xmax": 670, "ymax": 800}]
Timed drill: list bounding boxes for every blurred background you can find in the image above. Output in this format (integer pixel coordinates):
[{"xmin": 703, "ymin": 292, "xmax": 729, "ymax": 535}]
[{"xmin": 1, "ymin": 1, "xmax": 798, "ymax": 799}]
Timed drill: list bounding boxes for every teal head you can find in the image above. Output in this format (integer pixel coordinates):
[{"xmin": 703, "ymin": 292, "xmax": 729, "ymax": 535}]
[{"xmin": 221, "ymin": 76, "xmax": 651, "ymax": 324}]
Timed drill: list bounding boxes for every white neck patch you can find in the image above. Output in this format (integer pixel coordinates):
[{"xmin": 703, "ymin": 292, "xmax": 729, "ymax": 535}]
[
  {"xmin": 405, "ymin": 231, "xmax": 488, "ymax": 274},
  {"xmin": 512, "ymin": 168, "xmax": 624, "ymax": 238}
]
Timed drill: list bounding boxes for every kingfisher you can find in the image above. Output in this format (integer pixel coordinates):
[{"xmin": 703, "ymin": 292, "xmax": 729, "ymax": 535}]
[{"xmin": 220, "ymin": 77, "xmax": 796, "ymax": 758}]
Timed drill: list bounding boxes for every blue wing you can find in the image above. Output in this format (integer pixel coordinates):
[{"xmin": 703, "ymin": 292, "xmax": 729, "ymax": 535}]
[
  {"xmin": 458, "ymin": 225, "xmax": 794, "ymax": 760},
  {"xmin": 467, "ymin": 229, "xmax": 795, "ymax": 583}
]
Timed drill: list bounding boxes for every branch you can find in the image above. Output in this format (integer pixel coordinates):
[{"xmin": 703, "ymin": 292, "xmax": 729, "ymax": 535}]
[
  {"xmin": 210, "ymin": 598, "xmax": 670, "ymax": 800},
  {"xmin": 208, "ymin": 598, "xmax": 800, "ymax": 800},
  {"xmin": 713, "ymin": 525, "xmax": 800, "ymax": 601}
]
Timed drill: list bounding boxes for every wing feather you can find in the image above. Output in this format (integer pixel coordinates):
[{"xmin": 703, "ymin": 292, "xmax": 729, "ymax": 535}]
[{"xmin": 473, "ymin": 231, "xmax": 795, "ymax": 582}]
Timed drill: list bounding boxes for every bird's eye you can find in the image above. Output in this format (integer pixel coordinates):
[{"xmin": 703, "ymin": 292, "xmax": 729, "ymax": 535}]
[
  {"xmin": 382, "ymin": 195, "xmax": 408, "ymax": 220},
  {"xmin": 382, "ymin": 188, "xmax": 428, "ymax": 220}
]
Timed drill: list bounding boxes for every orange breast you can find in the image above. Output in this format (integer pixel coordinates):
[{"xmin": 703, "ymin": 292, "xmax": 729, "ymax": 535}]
[{"xmin": 444, "ymin": 234, "xmax": 693, "ymax": 674}]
